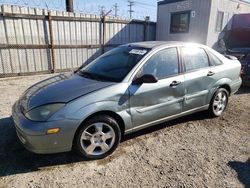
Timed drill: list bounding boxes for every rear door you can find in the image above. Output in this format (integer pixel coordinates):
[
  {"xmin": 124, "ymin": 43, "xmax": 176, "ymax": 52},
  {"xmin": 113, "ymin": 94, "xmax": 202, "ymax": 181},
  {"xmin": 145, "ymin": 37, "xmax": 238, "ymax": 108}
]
[
  {"xmin": 180, "ymin": 46, "xmax": 218, "ymax": 111},
  {"xmin": 129, "ymin": 47, "xmax": 185, "ymax": 127}
]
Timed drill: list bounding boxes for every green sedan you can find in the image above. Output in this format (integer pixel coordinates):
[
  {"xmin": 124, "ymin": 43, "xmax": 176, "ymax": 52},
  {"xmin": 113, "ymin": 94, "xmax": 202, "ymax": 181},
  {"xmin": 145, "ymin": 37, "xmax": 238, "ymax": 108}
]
[{"xmin": 12, "ymin": 41, "xmax": 242, "ymax": 159}]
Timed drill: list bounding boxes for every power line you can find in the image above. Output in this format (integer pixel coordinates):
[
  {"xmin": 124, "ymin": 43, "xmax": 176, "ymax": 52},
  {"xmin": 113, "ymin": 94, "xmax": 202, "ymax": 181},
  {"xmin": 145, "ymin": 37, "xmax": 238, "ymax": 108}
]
[
  {"xmin": 133, "ymin": 0, "xmax": 156, "ymax": 7},
  {"xmin": 0, "ymin": 0, "xmax": 156, "ymax": 20},
  {"xmin": 128, "ymin": 0, "xmax": 134, "ymax": 19},
  {"xmin": 122, "ymin": 0, "xmax": 156, "ymax": 7},
  {"xmin": 136, "ymin": 4, "xmax": 157, "ymax": 9}
]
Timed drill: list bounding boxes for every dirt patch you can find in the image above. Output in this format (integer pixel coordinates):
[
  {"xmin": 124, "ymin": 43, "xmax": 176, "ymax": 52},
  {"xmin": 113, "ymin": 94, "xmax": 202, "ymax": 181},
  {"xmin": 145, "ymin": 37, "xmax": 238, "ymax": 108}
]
[{"xmin": 0, "ymin": 73, "xmax": 249, "ymax": 187}]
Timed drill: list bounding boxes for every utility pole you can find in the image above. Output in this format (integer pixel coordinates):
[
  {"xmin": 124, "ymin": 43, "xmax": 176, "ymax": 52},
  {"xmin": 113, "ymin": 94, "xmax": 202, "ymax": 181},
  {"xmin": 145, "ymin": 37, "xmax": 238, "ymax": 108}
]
[
  {"xmin": 114, "ymin": 3, "xmax": 119, "ymax": 17},
  {"xmin": 99, "ymin": 6, "xmax": 105, "ymax": 16},
  {"xmin": 128, "ymin": 0, "xmax": 134, "ymax": 19},
  {"xmin": 66, "ymin": 0, "xmax": 74, "ymax": 12}
]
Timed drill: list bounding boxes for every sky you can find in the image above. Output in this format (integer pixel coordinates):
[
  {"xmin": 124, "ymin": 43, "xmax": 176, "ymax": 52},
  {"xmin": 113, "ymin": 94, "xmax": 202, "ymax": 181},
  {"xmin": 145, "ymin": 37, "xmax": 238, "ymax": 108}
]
[
  {"xmin": 0, "ymin": 0, "xmax": 158, "ymax": 21},
  {"xmin": 1, "ymin": 0, "xmax": 250, "ymax": 21}
]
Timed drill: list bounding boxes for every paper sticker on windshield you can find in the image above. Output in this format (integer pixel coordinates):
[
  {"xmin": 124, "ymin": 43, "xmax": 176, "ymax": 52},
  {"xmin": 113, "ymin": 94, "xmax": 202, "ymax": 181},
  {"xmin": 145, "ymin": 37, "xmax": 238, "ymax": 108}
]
[{"xmin": 129, "ymin": 49, "xmax": 147, "ymax": 55}]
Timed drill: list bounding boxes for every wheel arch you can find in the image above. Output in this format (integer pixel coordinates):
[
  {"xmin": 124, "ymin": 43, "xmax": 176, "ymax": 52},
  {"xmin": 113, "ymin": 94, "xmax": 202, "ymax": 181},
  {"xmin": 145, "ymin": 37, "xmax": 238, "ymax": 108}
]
[
  {"xmin": 212, "ymin": 78, "xmax": 232, "ymax": 97},
  {"xmin": 207, "ymin": 80, "xmax": 232, "ymax": 105},
  {"xmin": 72, "ymin": 110, "xmax": 125, "ymax": 147},
  {"xmin": 218, "ymin": 84, "xmax": 231, "ymax": 95}
]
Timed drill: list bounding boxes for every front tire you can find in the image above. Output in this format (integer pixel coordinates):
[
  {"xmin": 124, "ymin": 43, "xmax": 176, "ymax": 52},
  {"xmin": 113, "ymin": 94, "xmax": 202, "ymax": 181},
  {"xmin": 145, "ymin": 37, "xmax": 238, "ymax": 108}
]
[
  {"xmin": 75, "ymin": 115, "xmax": 121, "ymax": 160},
  {"xmin": 209, "ymin": 88, "xmax": 229, "ymax": 117}
]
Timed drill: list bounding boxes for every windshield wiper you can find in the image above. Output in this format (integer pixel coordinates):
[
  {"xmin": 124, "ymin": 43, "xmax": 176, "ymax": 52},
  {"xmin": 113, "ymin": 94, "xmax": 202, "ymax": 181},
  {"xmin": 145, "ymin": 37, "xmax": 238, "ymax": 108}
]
[
  {"xmin": 77, "ymin": 70, "xmax": 109, "ymax": 81},
  {"xmin": 77, "ymin": 70, "xmax": 95, "ymax": 79}
]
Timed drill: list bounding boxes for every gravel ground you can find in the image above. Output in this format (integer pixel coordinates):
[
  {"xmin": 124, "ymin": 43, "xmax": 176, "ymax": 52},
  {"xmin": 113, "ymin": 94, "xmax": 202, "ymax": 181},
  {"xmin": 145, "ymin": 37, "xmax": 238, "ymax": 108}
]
[{"xmin": 0, "ymin": 74, "xmax": 249, "ymax": 188}]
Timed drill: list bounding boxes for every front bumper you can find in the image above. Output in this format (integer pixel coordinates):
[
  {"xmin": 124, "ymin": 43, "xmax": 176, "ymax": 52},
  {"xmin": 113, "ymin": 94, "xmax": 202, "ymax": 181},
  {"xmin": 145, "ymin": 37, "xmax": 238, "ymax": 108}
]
[{"xmin": 12, "ymin": 102, "xmax": 80, "ymax": 154}]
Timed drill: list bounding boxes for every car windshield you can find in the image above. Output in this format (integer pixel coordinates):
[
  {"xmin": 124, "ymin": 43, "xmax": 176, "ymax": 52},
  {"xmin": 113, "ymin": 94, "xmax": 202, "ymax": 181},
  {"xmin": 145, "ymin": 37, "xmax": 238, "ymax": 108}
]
[{"xmin": 78, "ymin": 46, "xmax": 150, "ymax": 82}]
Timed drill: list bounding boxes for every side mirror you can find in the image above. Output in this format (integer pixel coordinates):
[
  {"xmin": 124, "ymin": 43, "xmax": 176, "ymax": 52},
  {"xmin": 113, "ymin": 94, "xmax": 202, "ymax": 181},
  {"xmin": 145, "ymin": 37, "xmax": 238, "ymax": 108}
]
[{"xmin": 132, "ymin": 74, "xmax": 158, "ymax": 85}]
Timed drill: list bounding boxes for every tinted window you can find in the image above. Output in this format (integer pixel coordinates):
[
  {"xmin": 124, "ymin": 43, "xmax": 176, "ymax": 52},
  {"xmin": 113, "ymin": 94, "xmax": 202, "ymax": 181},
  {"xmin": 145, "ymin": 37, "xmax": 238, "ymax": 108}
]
[
  {"xmin": 208, "ymin": 51, "xmax": 223, "ymax": 66},
  {"xmin": 170, "ymin": 11, "xmax": 190, "ymax": 33},
  {"xmin": 181, "ymin": 47, "xmax": 209, "ymax": 72},
  {"xmin": 80, "ymin": 46, "xmax": 149, "ymax": 82},
  {"xmin": 138, "ymin": 48, "xmax": 179, "ymax": 79}
]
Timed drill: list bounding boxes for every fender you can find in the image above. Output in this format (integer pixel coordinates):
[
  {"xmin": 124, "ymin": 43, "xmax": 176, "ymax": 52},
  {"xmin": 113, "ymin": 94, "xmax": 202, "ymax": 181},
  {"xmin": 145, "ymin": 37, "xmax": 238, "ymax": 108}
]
[
  {"xmin": 206, "ymin": 78, "xmax": 232, "ymax": 104},
  {"xmin": 69, "ymin": 100, "xmax": 133, "ymax": 132}
]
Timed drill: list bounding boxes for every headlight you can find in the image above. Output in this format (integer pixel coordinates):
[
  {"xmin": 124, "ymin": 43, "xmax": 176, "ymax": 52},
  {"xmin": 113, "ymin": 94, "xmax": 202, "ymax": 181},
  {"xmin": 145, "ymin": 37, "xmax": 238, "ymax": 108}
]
[{"xmin": 25, "ymin": 103, "xmax": 65, "ymax": 121}]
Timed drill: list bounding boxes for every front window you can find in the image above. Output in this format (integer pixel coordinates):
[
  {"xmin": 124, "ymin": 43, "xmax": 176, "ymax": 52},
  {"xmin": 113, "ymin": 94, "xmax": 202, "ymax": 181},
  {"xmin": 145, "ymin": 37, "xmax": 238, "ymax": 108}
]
[
  {"xmin": 137, "ymin": 48, "xmax": 179, "ymax": 80},
  {"xmin": 79, "ymin": 46, "xmax": 150, "ymax": 82},
  {"xmin": 170, "ymin": 11, "xmax": 190, "ymax": 33}
]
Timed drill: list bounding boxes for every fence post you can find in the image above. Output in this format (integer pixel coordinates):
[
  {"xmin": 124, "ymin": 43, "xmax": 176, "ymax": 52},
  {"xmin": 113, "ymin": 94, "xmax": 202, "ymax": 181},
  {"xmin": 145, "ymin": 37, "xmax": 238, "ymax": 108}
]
[
  {"xmin": 48, "ymin": 11, "xmax": 55, "ymax": 73},
  {"xmin": 144, "ymin": 20, "xmax": 148, "ymax": 41},
  {"xmin": 101, "ymin": 15, "xmax": 106, "ymax": 54},
  {"xmin": 100, "ymin": 10, "xmax": 112, "ymax": 54}
]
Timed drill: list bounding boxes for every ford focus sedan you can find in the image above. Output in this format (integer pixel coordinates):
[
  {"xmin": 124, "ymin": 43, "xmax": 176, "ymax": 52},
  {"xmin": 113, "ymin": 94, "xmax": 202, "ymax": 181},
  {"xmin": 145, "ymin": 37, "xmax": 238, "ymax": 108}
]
[{"xmin": 12, "ymin": 41, "xmax": 242, "ymax": 159}]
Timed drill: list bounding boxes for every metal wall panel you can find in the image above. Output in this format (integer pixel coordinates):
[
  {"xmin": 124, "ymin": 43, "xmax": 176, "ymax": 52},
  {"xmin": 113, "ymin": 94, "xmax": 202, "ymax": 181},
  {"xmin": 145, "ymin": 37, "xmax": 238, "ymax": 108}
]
[
  {"xmin": 156, "ymin": 0, "xmax": 250, "ymax": 48},
  {"xmin": 207, "ymin": 0, "xmax": 250, "ymax": 48},
  {"xmin": 156, "ymin": 0, "xmax": 211, "ymax": 44},
  {"xmin": 0, "ymin": 5, "xmax": 156, "ymax": 77}
]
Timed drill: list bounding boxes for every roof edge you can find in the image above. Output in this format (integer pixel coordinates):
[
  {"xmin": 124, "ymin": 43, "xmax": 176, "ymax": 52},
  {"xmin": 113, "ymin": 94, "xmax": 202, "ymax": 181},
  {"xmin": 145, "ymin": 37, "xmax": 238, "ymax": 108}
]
[
  {"xmin": 158, "ymin": 0, "xmax": 250, "ymax": 6},
  {"xmin": 158, "ymin": 0, "xmax": 187, "ymax": 6}
]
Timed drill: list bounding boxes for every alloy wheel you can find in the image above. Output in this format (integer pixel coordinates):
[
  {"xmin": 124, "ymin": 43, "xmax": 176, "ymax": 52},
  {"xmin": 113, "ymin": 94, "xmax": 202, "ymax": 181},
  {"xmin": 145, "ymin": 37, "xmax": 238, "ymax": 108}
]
[
  {"xmin": 213, "ymin": 91, "xmax": 228, "ymax": 116},
  {"xmin": 80, "ymin": 122, "xmax": 116, "ymax": 156}
]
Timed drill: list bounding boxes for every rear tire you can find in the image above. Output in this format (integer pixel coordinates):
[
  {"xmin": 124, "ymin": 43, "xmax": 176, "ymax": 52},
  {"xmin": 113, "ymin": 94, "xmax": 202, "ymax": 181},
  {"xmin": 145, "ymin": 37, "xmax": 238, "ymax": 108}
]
[
  {"xmin": 75, "ymin": 115, "xmax": 121, "ymax": 160},
  {"xmin": 209, "ymin": 88, "xmax": 229, "ymax": 117}
]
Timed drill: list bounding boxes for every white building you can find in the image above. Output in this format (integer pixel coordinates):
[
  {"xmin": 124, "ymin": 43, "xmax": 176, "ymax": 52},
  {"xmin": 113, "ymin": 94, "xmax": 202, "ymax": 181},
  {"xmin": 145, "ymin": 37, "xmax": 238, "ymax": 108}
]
[{"xmin": 156, "ymin": 0, "xmax": 250, "ymax": 50}]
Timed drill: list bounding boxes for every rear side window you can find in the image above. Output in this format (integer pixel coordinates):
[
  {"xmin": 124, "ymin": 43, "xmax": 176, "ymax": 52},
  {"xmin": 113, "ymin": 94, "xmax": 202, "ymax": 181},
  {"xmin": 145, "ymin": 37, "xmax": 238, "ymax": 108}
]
[
  {"xmin": 208, "ymin": 51, "xmax": 223, "ymax": 66},
  {"xmin": 181, "ymin": 47, "xmax": 209, "ymax": 72},
  {"xmin": 139, "ymin": 48, "xmax": 179, "ymax": 80}
]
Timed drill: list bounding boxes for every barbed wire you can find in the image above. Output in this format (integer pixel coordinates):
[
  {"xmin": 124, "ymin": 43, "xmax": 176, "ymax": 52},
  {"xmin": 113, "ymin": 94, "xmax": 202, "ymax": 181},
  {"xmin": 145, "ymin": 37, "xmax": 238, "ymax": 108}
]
[{"xmin": 0, "ymin": 0, "xmax": 157, "ymax": 20}]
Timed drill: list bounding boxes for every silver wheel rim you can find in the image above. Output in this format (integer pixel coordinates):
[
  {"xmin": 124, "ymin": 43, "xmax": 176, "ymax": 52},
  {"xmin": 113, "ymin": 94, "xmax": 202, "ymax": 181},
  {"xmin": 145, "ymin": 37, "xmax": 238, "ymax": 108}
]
[
  {"xmin": 213, "ymin": 91, "xmax": 227, "ymax": 116},
  {"xmin": 80, "ymin": 122, "xmax": 116, "ymax": 156}
]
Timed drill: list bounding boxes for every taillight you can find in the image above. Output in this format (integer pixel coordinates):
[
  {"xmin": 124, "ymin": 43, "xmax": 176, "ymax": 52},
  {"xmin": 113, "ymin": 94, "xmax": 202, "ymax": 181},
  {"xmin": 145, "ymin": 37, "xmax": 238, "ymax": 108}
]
[{"xmin": 240, "ymin": 68, "xmax": 244, "ymax": 76}]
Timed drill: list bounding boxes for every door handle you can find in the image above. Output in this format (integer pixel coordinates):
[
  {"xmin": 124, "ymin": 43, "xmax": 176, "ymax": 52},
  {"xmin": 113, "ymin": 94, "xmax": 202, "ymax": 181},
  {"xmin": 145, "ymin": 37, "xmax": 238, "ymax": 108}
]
[
  {"xmin": 207, "ymin": 71, "xmax": 215, "ymax": 76},
  {"xmin": 170, "ymin": 80, "xmax": 181, "ymax": 87}
]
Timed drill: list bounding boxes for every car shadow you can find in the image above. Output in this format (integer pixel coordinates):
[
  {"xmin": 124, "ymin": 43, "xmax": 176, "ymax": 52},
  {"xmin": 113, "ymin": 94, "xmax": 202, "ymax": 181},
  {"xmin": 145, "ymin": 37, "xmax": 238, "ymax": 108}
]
[
  {"xmin": 236, "ymin": 86, "xmax": 250, "ymax": 95},
  {"xmin": 0, "ymin": 117, "xmax": 85, "ymax": 177},
  {"xmin": 0, "ymin": 110, "xmax": 213, "ymax": 177},
  {"xmin": 228, "ymin": 159, "xmax": 250, "ymax": 188},
  {"xmin": 121, "ymin": 110, "xmax": 212, "ymax": 142}
]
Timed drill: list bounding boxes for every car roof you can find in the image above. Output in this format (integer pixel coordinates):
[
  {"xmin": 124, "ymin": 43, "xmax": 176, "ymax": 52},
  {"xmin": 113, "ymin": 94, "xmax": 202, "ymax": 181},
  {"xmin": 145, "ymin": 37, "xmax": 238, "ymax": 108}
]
[{"xmin": 122, "ymin": 41, "xmax": 199, "ymax": 49}]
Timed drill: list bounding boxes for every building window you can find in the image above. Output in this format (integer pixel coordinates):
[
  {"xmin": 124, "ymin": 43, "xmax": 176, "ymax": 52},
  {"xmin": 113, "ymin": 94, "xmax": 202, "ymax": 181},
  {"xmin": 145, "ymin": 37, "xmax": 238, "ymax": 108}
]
[
  {"xmin": 170, "ymin": 11, "xmax": 190, "ymax": 33},
  {"xmin": 215, "ymin": 11, "xmax": 229, "ymax": 32}
]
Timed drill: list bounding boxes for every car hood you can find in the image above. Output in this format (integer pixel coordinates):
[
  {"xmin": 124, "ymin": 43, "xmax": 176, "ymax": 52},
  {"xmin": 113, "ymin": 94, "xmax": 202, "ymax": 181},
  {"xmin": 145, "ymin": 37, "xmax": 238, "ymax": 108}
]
[{"xmin": 19, "ymin": 73, "xmax": 115, "ymax": 112}]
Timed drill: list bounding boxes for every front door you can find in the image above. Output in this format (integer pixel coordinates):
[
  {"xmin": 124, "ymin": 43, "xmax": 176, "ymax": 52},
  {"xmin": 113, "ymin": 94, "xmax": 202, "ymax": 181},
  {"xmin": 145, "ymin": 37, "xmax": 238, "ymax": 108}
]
[{"xmin": 129, "ymin": 47, "xmax": 185, "ymax": 128}]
